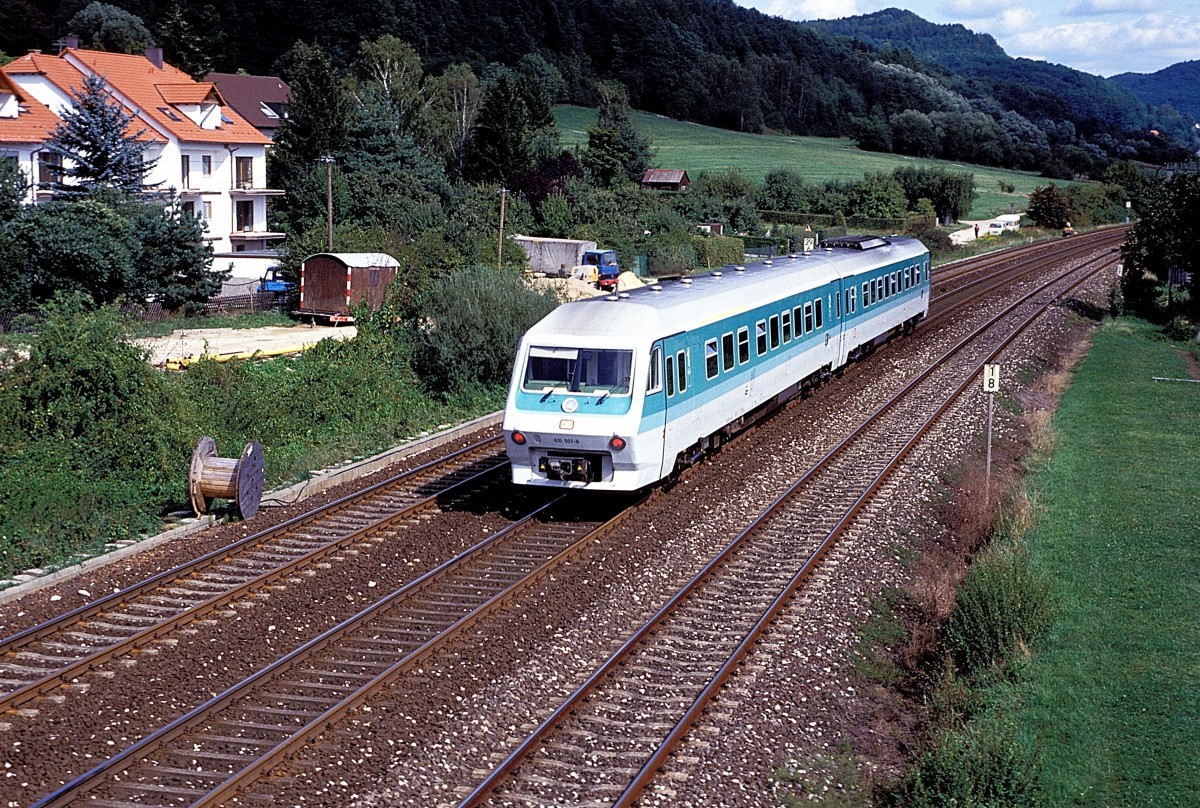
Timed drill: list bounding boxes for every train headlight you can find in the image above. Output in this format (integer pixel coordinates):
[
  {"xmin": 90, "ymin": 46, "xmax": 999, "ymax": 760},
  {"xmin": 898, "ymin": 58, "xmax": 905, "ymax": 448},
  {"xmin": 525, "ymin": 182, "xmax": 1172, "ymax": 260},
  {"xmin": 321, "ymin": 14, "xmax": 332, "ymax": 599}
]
[
  {"xmin": 608, "ymin": 435, "xmax": 627, "ymax": 451},
  {"xmin": 511, "ymin": 431, "xmax": 527, "ymax": 445}
]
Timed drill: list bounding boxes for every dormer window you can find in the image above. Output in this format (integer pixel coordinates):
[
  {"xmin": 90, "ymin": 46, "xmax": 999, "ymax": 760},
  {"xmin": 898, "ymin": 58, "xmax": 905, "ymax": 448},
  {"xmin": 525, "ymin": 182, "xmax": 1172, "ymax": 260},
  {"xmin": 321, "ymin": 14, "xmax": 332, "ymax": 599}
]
[
  {"xmin": 158, "ymin": 106, "xmax": 182, "ymax": 122},
  {"xmin": 259, "ymin": 102, "xmax": 279, "ymax": 119}
]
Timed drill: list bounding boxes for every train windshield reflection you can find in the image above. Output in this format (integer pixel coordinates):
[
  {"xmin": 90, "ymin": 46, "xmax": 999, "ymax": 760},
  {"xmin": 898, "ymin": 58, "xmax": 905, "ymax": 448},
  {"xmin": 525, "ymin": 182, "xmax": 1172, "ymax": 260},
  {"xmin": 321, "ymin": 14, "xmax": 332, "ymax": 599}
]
[{"xmin": 523, "ymin": 346, "xmax": 634, "ymax": 396}]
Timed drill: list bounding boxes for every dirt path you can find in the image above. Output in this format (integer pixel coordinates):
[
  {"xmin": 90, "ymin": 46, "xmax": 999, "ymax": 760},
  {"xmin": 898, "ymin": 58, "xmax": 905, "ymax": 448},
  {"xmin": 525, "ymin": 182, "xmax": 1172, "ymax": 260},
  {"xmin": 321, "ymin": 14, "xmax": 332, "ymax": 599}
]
[{"xmin": 134, "ymin": 325, "xmax": 357, "ymax": 367}]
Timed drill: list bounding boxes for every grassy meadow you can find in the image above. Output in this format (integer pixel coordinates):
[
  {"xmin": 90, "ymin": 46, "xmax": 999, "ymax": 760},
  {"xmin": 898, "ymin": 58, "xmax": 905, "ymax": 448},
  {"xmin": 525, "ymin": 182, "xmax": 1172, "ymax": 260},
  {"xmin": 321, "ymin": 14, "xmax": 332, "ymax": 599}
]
[
  {"xmin": 999, "ymin": 319, "xmax": 1198, "ymax": 804},
  {"xmin": 555, "ymin": 105, "xmax": 1048, "ymax": 220}
]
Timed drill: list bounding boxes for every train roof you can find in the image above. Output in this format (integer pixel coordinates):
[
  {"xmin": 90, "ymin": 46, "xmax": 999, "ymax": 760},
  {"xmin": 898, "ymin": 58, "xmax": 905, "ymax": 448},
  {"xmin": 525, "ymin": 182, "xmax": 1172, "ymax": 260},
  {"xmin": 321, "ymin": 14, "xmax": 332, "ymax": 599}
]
[{"xmin": 523, "ymin": 236, "xmax": 929, "ymax": 346}]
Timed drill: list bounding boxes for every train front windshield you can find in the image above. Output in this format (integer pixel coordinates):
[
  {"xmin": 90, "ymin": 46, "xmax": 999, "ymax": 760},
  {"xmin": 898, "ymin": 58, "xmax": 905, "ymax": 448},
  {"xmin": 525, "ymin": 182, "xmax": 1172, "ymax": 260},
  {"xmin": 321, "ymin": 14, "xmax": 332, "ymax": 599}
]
[{"xmin": 523, "ymin": 346, "xmax": 634, "ymax": 396}]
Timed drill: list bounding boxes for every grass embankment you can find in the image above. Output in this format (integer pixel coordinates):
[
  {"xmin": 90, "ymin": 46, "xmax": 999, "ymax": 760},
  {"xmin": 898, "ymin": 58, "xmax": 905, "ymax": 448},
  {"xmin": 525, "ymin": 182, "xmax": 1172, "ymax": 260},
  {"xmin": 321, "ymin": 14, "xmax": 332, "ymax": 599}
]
[
  {"xmin": 897, "ymin": 318, "xmax": 1199, "ymax": 806},
  {"xmin": 1012, "ymin": 318, "xmax": 1199, "ymax": 804},
  {"xmin": 554, "ymin": 105, "xmax": 1045, "ymax": 220}
]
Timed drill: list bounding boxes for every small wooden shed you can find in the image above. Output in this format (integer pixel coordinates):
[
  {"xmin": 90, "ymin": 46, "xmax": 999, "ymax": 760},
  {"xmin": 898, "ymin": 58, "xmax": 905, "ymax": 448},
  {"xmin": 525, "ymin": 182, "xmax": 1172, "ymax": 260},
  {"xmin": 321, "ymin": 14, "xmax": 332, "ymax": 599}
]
[
  {"xmin": 641, "ymin": 169, "xmax": 690, "ymax": 192},
  {"xmin": 299, "ymin": 252, "xmax": 400, "ymax": 322}
]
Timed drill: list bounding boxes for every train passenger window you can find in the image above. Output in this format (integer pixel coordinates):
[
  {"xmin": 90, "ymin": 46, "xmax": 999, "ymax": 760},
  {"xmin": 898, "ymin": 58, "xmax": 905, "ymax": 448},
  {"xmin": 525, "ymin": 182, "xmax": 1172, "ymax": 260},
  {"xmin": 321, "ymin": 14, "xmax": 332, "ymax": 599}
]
[
  {"xmin": 804, "ymin": 302, "xmax": 814, "ymax": 333},
  {"xmin": 815, "ymin": 298, "xmax": 823, "ymax": 329},
  {"xmin": 836, "ymin": 292, "xmax": 842, "ymax": 319},
  {"xmin": 850, "ymin": 286, "xmax": 858, "ymax": 313},
  {"xmin": 647, "ymin": 346, "xmax": 662, "ymax": 393},
  {"xmin": 769, "ymin": 315, "xmax": 780, "ymax": 349},
  {"xmin": 904, "ymin": 267, "xmax": 911, "ymax": 289},
  {"xmin": 915, "ymin": 264, "xmax": 922, "ymax": 285},
  {"xmin": 891, "ymin": 272, "xmax": 898, "ymax": 296},
  {"xmin": 755, "ymin": 321, "xmax": 767, "ymax": 355},
  {"xmin": 782, "ymin": 310, "xmax": 792, "ymax": 343},
  {"xmin": 722, "ymin": 333, "xmax": 735, "ymax": 371},
  {"xmin": 677, "ymin": 350, "xmax": 687, "ymax": 392},
  {"xmin": 876, "ymin": 277, "xmax": 883, "ymax": 301},
  {"xmin": 794, "ymin": 306, "xmax": 804, "ymax": 334},
  {"xmin": 666, "ymin": 355, "xmax": 675, "ymax": 397},
  {"xmin": 738, "ymin": 327, "xmax": 750, "ymax": 364},
  {"xmin": 862, "ymin": 281, "xmax": 870, "ymax": 306},
  {"xmin": 705, "ymin": 340, "xmax": 718, "ymax": 380}
]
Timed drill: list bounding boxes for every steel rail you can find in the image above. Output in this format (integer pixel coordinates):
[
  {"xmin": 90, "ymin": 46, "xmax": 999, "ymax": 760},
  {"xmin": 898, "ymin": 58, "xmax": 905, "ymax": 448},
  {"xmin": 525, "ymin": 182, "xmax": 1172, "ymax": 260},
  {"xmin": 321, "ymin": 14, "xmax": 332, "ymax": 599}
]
[
  {"xmin": 611, "ymin": 252, "xmax": 1120, "ymax": 807},
  {"xmin": 459, "ymin": 245, "xmax": 1118, "ymax": 807},
  {"xmin": 0, "ymin": 436, "xmax": 507, "ymax": 713}
]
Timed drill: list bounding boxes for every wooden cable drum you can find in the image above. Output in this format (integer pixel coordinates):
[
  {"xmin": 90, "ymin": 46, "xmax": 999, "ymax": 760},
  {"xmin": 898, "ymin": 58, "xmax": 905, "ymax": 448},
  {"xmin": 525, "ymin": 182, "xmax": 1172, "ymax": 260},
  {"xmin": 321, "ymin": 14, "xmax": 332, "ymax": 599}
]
[{"xmin": 188, "ymin": 437, "xmax": 265, "ymax": 519}]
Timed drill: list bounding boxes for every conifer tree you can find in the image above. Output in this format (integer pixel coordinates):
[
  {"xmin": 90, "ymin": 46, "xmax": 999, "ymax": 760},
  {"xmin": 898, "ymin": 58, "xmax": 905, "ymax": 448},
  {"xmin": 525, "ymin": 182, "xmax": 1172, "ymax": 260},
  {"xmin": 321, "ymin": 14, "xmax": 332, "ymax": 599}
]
[
  {"xmin": 44, "ymin": 73, "xmax": 158, "ymax": 197},
  {"xmin": 582, "ymin": 82, "xmax": 653, "ymax": 187}
]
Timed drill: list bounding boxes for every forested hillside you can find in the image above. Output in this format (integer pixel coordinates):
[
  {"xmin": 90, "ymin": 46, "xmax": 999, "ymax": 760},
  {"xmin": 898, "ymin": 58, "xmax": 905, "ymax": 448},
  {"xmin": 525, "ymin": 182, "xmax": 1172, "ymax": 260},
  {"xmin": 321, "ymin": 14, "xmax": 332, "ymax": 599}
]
[
  {"xmin": 1111, "ymin": 61, "xmax": 1200, "ymax": 126},
  {"xmin": 2, "ymin": 0, "xmax": 1195, "ymax": 177}
]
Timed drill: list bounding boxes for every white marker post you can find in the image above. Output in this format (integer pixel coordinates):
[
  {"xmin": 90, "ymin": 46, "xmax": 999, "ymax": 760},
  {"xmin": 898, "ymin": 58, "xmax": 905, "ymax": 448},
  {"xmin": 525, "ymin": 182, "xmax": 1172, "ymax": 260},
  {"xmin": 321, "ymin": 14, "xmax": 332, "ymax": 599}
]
[{"xmin": 982, "ymin": 364, "xmax": 1000, "ymax": 504}]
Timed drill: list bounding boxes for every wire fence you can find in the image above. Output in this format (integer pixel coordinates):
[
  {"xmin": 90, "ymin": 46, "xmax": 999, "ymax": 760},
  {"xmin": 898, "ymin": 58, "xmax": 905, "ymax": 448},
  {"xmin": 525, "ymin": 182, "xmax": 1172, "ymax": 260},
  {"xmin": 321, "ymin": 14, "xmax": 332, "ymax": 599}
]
[{"xmin": 0, "ymin": 292, "xmax": 284, "ymax": 335}]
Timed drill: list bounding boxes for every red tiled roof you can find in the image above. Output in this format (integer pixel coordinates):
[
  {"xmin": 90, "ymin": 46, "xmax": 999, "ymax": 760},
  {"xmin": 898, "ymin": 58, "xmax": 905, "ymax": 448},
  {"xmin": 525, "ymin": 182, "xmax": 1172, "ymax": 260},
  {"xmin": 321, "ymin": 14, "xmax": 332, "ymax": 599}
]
[
  {"xmin": 2, "ymin": 49, "xmax": 268, "ymax": 147},
  {"xmin": 0, "ymin": 67, "xmax": 61, "ymax": 145}
]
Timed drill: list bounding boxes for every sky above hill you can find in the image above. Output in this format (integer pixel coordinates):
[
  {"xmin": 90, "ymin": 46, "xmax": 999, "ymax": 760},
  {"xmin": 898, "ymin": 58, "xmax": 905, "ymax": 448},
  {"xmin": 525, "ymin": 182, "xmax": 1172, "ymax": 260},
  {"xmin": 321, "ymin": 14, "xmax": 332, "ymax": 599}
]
[{"xmin": 736, "ymin": 0, "xmax": 1198, "ymax": 77}]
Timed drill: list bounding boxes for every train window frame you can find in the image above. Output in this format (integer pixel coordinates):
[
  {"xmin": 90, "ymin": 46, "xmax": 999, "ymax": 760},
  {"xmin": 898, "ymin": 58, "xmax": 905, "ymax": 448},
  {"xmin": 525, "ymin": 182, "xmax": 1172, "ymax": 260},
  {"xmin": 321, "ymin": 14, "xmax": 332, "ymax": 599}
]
[
  {"xmin": 815, "ymin": 298, "xmax": 824, "ymax": 329},
  {"xmin": 737, "ymin": 327, "xmax": 750, "ymax": 364},
  {"xmin": 677, "ymin": 350, "xmax": 688, "ymax": 393},
  {"xmin": 769, "ymin": 315, "xmax": 780, "ymax": 349},
  {"xmin": 705, "ymin": 339, "xmax": 718, "ymax": 380},
  {"xmin": 722, "ymin": 332, "xmax": 735, "ymax": 372},
  {"xmin": 666, "ymin": 354, "xmax": 675, "ymax": 397},
  {"xmin": 755, "ymin": 320, "xmax": 768, "ymax": 356},
  {"xmin": 782, "ymin": 310, "xmax": 792, "ymax": 343},
  {"xmin": 647, "ymin": 345, "xmax": 663, "ymax": 394}
]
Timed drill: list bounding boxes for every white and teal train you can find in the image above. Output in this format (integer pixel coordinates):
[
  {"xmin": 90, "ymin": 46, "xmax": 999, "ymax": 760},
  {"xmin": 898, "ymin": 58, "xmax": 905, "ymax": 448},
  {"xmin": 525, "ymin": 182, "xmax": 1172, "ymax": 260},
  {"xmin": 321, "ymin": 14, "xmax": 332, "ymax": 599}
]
[{"xmin": 503, "ymin": 235, "xmax": 931, "ymax": 491}]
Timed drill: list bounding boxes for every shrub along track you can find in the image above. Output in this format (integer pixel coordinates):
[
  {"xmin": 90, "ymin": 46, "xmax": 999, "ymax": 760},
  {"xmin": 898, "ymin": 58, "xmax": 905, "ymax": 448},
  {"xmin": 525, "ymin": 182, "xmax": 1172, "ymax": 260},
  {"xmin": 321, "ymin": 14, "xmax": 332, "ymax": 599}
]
[{"xmin": 0, "ymin": 231, "xmax": 1120, "ymax": 806}]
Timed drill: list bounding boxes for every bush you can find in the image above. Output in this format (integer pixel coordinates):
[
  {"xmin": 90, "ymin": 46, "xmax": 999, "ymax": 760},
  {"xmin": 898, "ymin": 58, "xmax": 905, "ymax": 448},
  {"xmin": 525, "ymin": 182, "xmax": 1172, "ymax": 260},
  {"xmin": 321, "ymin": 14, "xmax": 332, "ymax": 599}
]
[
  {"xmin": 895, "ymin": 723, "xmax": 1043, "ymax": 807},
  {"xmin": 410, "ymin": 267, "xmax": 561, "ymax": 392},
  {"xmin": 943, "ymin": 543, "xmax": 1053, "ymax": 677},
  {"xmin": 691, "ymin": 235, "xmax": 743, "ymax": 270},
  {"xmin": 0, "ymin": 295, "xmax": 190, "ymax": 575}
]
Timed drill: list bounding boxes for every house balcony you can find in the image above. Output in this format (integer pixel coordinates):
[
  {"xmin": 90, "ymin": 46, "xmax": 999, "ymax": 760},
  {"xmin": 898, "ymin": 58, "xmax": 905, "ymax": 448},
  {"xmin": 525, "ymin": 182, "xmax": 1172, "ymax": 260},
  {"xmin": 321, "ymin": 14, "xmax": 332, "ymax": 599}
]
[
  {"xmin": 229, "ymin": 182, "xmax": 284, "ymax": 196},
  {"xmin": 229, "ymin": 227, "xmax": 285, "ymax": 242}
]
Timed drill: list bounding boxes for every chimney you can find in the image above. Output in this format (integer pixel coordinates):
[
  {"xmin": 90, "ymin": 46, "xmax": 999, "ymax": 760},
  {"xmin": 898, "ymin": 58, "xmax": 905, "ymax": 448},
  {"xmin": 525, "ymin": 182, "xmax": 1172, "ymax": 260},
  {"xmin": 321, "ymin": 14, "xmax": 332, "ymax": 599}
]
[
  {"xmin": 64, "ymin": 37, "xmax": 79, "ymax": 52},
  {"xmin": 145, "ymin": 47, "xmax": 163, "ymax": 69}
]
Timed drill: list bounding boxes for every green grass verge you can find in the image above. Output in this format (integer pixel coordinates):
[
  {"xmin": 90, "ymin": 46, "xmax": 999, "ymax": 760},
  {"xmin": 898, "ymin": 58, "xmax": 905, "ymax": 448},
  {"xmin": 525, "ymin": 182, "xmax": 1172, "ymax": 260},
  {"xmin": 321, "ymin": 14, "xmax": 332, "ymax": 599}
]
[
  {"xmin": 555, "ymin": 105, "xmax": 1047, "ymax": 220},
  {"xmin": 1009, "ymin": 318, "xmax": 1199, "ymax": 805}
]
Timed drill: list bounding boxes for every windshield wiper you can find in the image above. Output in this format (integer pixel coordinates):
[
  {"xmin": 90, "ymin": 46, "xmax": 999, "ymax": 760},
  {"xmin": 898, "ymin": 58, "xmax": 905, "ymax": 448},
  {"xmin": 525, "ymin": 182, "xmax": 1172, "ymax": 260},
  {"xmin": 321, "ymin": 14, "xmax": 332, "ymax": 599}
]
[{"xmin": 596, "ymin": 375, "xmax": 630, "ymax": 404}]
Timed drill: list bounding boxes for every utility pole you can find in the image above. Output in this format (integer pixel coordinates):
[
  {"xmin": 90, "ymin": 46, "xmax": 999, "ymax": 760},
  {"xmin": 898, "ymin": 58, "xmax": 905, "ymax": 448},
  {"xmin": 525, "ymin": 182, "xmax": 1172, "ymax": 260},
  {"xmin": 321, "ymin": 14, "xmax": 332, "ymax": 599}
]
[
  {"xmin": 497, "ymin": 188, "xmax": 508, "ymax": 269},
  {"xmin": 319, "ymin": 155, "xmax": 335, "ymax": 251}
]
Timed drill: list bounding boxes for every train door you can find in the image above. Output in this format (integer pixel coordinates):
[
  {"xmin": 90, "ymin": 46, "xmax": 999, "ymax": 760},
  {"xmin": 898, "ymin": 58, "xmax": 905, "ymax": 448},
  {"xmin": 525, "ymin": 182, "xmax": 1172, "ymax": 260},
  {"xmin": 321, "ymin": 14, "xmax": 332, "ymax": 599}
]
[{"xmin": 646, "ymin": 341, "xmax": 670, "ymax": 480}]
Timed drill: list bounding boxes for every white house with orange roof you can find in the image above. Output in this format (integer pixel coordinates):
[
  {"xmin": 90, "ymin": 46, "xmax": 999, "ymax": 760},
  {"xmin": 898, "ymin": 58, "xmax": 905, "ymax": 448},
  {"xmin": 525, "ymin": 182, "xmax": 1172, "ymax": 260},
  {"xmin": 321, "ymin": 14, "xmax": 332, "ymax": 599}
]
[
  {"xmin": 0, "ymin": 69, "xmax": 62, "ymax": 204},
  {"xmin": 1, "ymin": 43, "xmax": 285, "ymax": 290}
]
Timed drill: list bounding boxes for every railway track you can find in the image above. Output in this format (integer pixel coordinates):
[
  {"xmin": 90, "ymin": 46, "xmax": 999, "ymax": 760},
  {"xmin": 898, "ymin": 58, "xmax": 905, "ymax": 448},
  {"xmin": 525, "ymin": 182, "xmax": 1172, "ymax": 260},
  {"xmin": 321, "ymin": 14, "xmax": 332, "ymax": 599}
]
[
  {"xmin": 456, "ymin": 247, "xmax": 1119, "ymax": 806},
  {"xmin": 0, "ymin": 437, "xmax": 511, "ymax": 714},
  {"xmin": 3, "ymin": 232, "xmax": 1122, "ymax": 806}
]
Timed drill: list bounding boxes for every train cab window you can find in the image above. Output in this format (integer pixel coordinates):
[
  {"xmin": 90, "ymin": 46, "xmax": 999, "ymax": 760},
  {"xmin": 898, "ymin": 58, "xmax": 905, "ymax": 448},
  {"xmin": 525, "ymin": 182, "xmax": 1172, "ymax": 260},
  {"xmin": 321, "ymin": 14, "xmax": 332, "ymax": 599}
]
[
  {"xmin": 647, "ymin": 346, "xmax": 662, "ymax": 394},
  {"xmin": 755, "ymin": 321, "xmax": 768, "ymax": 355},
  {"xmin": 782, "ymin": 310, "xmax": 792, "ymax": 343},
  {"xmin": 676, "ymin": 350, "xmax": 687, "ymax": 392},
  {"xmin": 814, "ymin": 298, "xmax": 824, "ymax": 329},
  {"xmin": 705, "ymin": 339, "xmax": 719, "ymax": 380},
  {"xmin": 769, "ymin": 315, "xmax": 780, "ymax": 349},
  {"xmin": 804, "ymin": 301, "xmax": 814, "ymax": 333},
  {"xmin": 722, "ymin": 332, "xmax": 735, "ymax": 372},
  {"xmin": 737, "ymin": 327, "xmax": 750, "ymax": 364},
  {"xmin": 666, "ymin": 354, "xmax": 675, "ymax": 397},
  {"xmin": 523, "ymin": 347, "xmax": 633, "ymax": 395}
]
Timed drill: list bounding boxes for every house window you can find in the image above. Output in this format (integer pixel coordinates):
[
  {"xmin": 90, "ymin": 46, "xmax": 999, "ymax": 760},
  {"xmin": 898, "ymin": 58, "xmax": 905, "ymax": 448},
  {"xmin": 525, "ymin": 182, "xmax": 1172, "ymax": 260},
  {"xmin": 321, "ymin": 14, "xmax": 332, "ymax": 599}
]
[
  {"xmin": 202, "ymin": 201, "xmax": 212, "ymax": 220},
  {"xmin": 39, "ymin": 152, "xmax": 63, "ymax": 185},
  {"xmin": 235, "ymin": 200, "xmax": 254, "ymax": 231},
  {"xmin": 181, "ymin": 155, "xmax": 190, "ymax": 188},
  {"xmin": 202, "ymin": 155, "xmax": 212, "ymax": 175},
  {"xmin": 181, "ymin": 200, "xmax": 195, "ymax": 217},
  {"xmin": 236, "ymin": 156, "xmax": 253, "ymax": 188}
]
